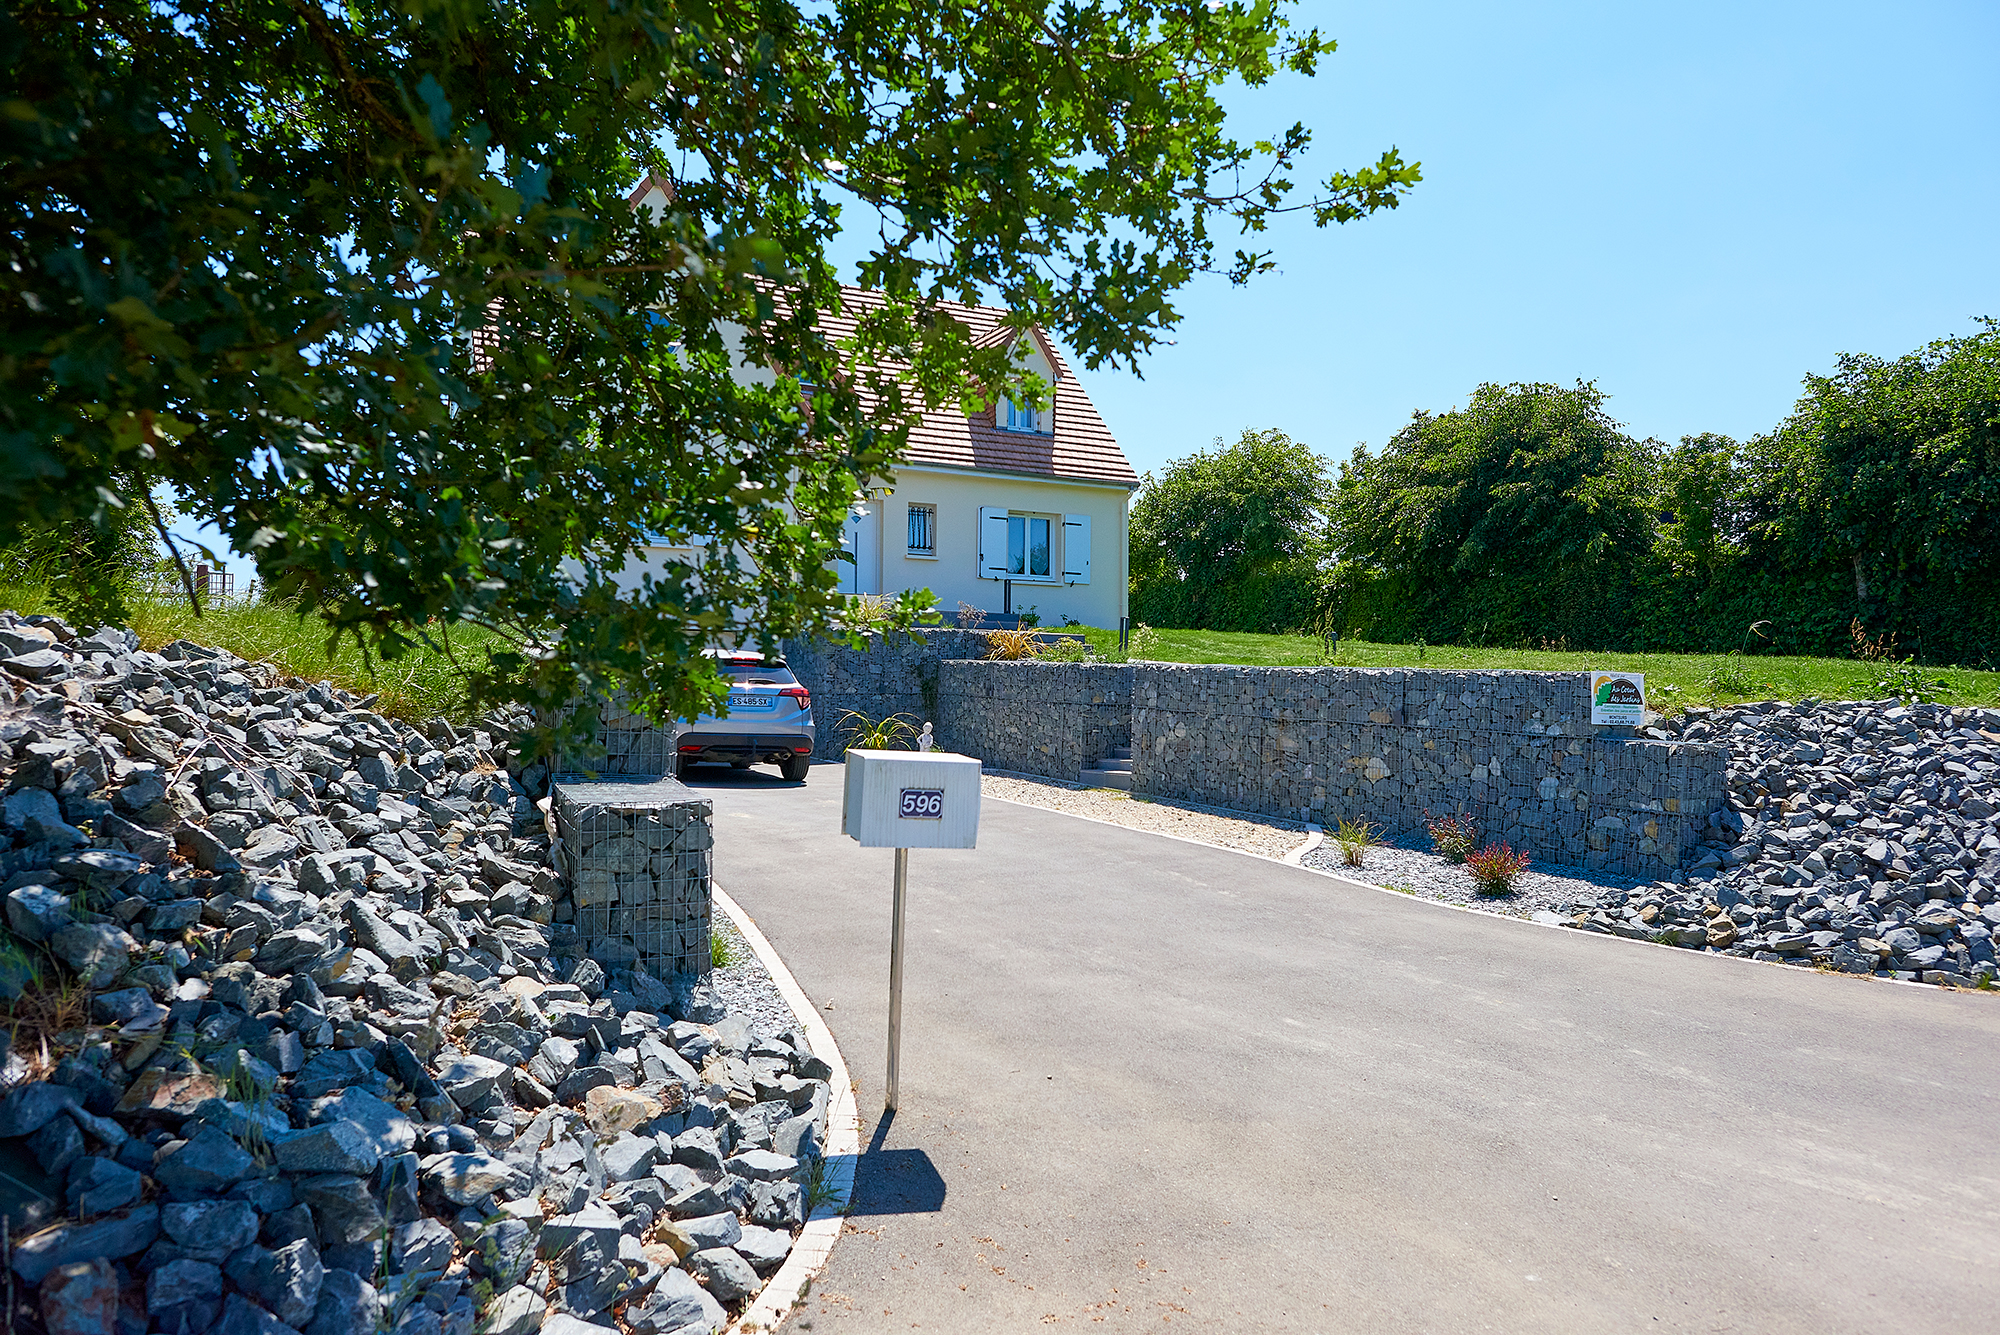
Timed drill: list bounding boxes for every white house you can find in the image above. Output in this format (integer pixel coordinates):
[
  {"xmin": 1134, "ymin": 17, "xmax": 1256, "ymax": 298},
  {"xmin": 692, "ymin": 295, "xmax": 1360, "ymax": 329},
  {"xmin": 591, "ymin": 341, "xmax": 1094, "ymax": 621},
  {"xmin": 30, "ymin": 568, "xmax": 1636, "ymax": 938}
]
[
  {"xmin": 821, "ymin": 289, "xmax": 1138, "ymax": 629},
  {"xmin": 615, "ymin": 181, "xmax": 1139, "ymax": 629}
]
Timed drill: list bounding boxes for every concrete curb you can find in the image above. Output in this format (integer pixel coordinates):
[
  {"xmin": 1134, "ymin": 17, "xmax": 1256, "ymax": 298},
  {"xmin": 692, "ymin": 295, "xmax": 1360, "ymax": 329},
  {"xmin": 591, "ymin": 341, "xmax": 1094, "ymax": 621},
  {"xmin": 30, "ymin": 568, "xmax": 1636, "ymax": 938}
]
[
  {"xmin": 1283, "ymin": 823, "xmax": 1324, "ymax": 866},
  {"xmin": 713, "ymin": 882, "xmax": 862, "ymax": 1333}
]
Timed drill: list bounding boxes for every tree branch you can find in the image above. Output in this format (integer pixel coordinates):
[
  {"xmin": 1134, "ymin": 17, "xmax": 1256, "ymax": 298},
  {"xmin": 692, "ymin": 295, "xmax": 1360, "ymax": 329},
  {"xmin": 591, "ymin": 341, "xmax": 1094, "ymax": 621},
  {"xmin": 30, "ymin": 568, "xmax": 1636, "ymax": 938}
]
[{"xmin": 141, "ymin": 486, "xmax": 202, "ymax": 619}]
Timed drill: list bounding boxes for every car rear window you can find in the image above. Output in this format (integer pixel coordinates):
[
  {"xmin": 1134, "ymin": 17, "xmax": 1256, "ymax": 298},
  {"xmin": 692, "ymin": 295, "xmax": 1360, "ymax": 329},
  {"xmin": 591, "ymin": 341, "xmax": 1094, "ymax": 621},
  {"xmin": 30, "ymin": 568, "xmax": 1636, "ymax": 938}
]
[{"xmin": 726, "ymin": 665, "xmax": 796, "ymax": 686}]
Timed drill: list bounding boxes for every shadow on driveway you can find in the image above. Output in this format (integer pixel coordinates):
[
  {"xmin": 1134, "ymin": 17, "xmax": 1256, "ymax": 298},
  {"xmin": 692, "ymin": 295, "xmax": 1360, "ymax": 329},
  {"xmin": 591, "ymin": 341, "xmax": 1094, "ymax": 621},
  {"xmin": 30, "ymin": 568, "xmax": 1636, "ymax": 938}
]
[{"xmin": 846, "ymin": 1109, "xmax": 947, "ymax": 1216}]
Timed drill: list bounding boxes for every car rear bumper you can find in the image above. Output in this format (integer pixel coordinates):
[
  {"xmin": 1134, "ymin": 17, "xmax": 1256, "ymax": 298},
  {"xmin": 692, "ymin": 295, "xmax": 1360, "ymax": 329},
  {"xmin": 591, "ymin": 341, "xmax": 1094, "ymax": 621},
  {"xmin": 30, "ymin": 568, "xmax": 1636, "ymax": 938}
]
[{"xmin": 675, "ymin": 730, "xmax": 814, "ymax": 763}]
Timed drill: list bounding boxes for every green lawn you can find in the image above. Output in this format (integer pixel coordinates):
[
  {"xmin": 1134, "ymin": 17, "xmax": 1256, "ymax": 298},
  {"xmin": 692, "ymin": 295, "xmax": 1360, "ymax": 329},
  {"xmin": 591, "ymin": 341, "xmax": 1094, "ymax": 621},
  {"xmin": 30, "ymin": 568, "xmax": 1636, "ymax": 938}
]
[
  {"xmin": 1068, "ymin": 625, "xmax": 2000, "ymax": 712},
  {"xmin": 1, "ymin": 584, "xmax": 500, "ymax": 723}
]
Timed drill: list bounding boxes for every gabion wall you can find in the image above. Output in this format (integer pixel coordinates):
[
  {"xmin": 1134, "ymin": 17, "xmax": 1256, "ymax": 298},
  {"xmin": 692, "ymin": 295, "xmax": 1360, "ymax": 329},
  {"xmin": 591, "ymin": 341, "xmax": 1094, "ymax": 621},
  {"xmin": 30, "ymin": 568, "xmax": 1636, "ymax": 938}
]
[
  {"xmin": 935, "ymin": 660, "xmax": 1132, "ymax": 777},
  {"xmin": 559, "ymin": 690, "xmax": 678, "ymax": 779},
  {"xmin": 1125, "ymin": 664, "xmax": 1727, "ymax": 876},
  {"xmin": 552, "ymin": 779, "xmax": 712, "ymax": 978},
  {"xmin": 781, "ymin": 629, "xmax": 993, "ymax": 760},
  {"xmin": 673, "ymin": 637, "xmax": 1728, "ymax": 876}
]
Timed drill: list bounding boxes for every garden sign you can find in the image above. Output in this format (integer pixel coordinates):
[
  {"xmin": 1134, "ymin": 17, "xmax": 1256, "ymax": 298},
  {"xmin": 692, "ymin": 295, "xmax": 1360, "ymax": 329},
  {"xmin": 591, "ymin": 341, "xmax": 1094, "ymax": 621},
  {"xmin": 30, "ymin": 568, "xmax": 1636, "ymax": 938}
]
[{"xmin": 1589, "ymin": 671, "xmax": 1647, "ymax": 726}]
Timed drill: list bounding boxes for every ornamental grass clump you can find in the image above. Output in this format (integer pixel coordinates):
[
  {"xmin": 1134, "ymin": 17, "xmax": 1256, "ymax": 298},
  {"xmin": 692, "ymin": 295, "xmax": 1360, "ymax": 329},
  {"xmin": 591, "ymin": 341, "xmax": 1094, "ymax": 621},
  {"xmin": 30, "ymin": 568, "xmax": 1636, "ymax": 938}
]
[
  {"xmin": 1423, "ymin": 809, "xmax": 1478, "ymax": 864},
  {"xmin": 982, "ymin": 628, "xmax": 1046, "ymax": 660},
  {"xmin": 1333, "ymin": 816, "xmax": 1381, "ymax": 867},
  {"xmin": 1465, "ymin": 842, "xmax": 1531, "ymax": 896},
  {"xmin": 838, "ymin": 709, "xmax": 920, "ymax": 750}
]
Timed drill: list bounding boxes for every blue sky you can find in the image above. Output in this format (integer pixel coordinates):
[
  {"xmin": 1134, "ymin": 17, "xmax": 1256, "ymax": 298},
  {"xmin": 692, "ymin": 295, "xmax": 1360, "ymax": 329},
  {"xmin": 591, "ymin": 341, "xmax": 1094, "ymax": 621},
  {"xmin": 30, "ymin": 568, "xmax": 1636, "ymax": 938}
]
[
  {"xmin": 1075, "ymin": 0, "xmax": 2000, "ymax": 479},
  {"xmin": 187, "ymin": 0, "xmax": 1999, "ymax": 584}
]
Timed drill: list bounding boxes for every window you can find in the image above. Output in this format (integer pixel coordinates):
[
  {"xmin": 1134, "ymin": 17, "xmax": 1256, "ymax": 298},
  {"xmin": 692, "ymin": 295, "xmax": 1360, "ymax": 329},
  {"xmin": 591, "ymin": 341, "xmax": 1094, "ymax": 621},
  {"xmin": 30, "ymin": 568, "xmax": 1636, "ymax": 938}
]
[
  {"xmin": 1005, "ymin": 515, "xmax": 1051, "ymax": 578},
  {"xmin": 1001, "ymin": 394, "xmax": 1051, "ymax": 433},
  {"xmin": 980, "ymin": 507, "xmax": 1080, "ymax": 582},
  {"xmin": 906, "ymin": 503, "xmax": 936, "ymax": 556}
]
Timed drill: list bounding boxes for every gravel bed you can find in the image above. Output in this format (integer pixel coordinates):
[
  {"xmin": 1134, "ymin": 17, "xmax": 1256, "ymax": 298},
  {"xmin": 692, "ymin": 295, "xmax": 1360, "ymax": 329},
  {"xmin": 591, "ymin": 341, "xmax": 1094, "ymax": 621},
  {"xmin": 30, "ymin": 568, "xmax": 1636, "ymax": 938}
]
[
  {"xmin": 981, "ymin": 771, "xmax": 1312, "ymax": 861},
  {"xmin": 708, "ymin": 910, "xmax": 798, "ymax": 1037},
  {"xmin": 1303, "ymin": 832, "xmax": 1648, "ymax": 918}
]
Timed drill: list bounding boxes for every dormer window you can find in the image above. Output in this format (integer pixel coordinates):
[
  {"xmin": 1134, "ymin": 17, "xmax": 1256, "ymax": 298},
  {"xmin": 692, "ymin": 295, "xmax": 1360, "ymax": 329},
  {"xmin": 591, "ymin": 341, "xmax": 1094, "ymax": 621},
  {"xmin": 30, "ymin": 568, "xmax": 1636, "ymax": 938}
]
[
  {"xmin": 984, "ymin": 323, "xmax": 1061, "ymax": 434},
  {"xmin": 1002, "ymin": 396, "xmax": 1041, "ymax": 432}
]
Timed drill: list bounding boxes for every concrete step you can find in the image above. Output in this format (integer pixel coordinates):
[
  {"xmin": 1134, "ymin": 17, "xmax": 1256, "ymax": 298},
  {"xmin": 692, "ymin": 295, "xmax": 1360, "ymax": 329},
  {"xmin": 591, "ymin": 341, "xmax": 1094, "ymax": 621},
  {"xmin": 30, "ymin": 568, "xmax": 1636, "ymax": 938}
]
[
  {"xmin": 1093, "ymin": 757, "xmax": 1134, "ymax": 773},
  {"xmin": 1106, "ymin": 746, "xmax": 1134, "ymax": 761},
  {"xmin": 1079, "ymin": 767, "xmax": 1134, "ymax": 792}
]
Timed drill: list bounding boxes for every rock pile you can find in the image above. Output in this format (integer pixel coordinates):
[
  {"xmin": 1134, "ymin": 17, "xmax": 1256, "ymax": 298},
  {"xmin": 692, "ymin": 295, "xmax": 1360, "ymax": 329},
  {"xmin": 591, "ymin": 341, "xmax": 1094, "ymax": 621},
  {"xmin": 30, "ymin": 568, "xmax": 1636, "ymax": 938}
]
[
  {"xmin": 1556, "ymin": 699, "xmax": 2000, "ymax": 988},
  {"xmin": 0, "ymin": 611, "xmax": 830, "ymax": 1335}
]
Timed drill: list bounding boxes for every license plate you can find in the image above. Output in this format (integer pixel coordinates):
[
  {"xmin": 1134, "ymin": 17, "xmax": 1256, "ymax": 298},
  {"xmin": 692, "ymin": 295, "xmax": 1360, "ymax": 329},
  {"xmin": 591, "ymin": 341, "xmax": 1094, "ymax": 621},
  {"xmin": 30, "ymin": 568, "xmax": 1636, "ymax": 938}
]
[
  {"xmin": 729, "ymin": 694, "xmax": 774, "ymax": 710},
  {"xmin": 899, "ymin": 788, "xmax": 944, "ymax": 820}
]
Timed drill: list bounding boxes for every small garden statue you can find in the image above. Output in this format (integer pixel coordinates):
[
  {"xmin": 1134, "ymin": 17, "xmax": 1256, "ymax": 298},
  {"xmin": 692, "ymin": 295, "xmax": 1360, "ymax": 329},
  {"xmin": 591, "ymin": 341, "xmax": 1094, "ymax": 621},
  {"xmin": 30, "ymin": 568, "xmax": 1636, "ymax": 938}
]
[{"xmin": 917, "ymin": 722, "xmax": 935, "ymax": 752}]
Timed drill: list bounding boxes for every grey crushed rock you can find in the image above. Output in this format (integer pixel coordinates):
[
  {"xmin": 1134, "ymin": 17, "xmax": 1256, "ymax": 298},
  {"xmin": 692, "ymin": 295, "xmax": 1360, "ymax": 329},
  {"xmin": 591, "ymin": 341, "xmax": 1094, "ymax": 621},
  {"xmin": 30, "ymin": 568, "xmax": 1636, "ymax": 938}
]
[{"xmin": 0, "ymin": 609, "xmax": 819, "ymax": 1333}]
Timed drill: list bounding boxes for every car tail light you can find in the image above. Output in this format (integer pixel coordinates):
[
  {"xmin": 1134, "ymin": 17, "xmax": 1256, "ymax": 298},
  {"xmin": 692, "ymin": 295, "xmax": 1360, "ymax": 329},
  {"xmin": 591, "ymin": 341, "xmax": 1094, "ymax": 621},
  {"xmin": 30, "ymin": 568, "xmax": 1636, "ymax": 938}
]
[
  {"xmin": 678, "ymin": 744, "xmax": 702, "ymax": 753},
  {"xmin": 780, "ymin": 685, "xmax": 810, "ymax": 706},
  {"xmin": 793, "ymin": 744, "xmax": 812, "ymax": 753}
]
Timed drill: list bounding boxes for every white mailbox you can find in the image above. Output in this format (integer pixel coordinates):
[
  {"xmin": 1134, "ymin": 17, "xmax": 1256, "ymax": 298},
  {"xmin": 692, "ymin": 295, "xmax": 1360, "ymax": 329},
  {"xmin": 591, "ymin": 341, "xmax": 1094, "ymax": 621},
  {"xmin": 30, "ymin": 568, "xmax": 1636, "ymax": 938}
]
[{"xmin": 841, "ymin": 749, "xmax": 981, "ymax": 849}]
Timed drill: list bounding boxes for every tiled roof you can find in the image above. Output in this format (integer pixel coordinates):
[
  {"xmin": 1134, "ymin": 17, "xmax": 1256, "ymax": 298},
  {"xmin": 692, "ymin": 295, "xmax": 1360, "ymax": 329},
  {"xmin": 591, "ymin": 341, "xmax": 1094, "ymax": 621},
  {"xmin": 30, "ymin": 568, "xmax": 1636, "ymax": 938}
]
[{"xmin": 816, "ymin": 286, "xmax": 1139, "ymax": 489}]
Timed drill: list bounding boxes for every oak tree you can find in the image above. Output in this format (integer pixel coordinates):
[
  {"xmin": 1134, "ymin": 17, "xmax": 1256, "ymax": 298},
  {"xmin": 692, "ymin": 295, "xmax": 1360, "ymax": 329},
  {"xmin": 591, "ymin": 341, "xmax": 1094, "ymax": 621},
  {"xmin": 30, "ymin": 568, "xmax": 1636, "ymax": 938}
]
[{"xmin": 1, "ymin": 0, "xmax": 1418, "ymax": 746}]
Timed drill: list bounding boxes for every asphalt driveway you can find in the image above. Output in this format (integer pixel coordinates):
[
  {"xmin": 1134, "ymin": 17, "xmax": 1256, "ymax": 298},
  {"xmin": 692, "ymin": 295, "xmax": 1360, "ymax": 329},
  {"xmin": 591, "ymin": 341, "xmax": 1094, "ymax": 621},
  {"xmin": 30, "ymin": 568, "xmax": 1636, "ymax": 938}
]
[{"xmin": 688, "ymin": 761, "xmax": 2000, "ymax": 1333}]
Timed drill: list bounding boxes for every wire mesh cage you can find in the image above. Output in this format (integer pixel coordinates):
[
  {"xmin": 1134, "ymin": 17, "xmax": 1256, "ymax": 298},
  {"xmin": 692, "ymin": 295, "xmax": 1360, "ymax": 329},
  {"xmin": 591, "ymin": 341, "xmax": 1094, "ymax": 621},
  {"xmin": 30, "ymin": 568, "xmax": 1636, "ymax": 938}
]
[
  {"xmin": 557, "ymin": 689, "xmax": 679, "ymax": 781},
  {"xmin": 553, "ymin": 779, "xmax": 713, "ymax": 980}
]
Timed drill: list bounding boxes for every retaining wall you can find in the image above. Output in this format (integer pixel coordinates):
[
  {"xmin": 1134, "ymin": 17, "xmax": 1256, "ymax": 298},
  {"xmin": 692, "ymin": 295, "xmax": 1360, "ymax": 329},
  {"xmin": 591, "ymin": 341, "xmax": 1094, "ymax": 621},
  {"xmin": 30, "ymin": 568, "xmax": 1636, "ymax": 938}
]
[
  {"xmin": 936, "ymin": 661, "xmax": 1132, "ymax": 778},
  {"xmin": 752, "ymin": 640, "xmax": 1729, "ymax": 876},
  {"xmin": 781, "ymin": 630, "xmax": 991, "ymax": 761},
  {"xmin": 1126, "ymin": 664, "xmax": 1725, "ymax": 875}
]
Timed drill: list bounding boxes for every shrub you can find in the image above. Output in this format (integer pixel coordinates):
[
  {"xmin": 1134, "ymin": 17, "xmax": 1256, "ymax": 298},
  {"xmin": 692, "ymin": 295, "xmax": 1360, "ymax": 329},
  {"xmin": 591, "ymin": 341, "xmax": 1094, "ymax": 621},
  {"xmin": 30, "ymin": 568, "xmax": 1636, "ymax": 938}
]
[
  {"xmin": 1423, "ymin": 809, "xmax": 1478, "ymax": 863},
  {"xmin": 1464, "ymin": 842, "xmax": 1531, "ymax": 895},
  {"xmin": 1333, "ymin": 816, "xmax": 1381, "ymax": 867},
  {"xmin": 1036, "ymin": 636, "xmax": 1093, "ymax": 663}
]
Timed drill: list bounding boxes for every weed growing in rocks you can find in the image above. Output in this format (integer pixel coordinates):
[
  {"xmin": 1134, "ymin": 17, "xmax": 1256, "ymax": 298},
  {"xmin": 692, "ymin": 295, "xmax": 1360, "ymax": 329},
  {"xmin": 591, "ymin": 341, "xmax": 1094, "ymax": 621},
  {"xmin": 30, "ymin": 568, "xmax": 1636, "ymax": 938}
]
[
  {"xmin": 804, "ymin": 1152, "xmax": 844, "ymax": 1213},
  {"xmin": 1465, "ymin": 843, "xmax": 1531, "ymax": 895},
  {"xmin": 1, "ymin": 962, "xmax": 90, "ymax": 1081}
]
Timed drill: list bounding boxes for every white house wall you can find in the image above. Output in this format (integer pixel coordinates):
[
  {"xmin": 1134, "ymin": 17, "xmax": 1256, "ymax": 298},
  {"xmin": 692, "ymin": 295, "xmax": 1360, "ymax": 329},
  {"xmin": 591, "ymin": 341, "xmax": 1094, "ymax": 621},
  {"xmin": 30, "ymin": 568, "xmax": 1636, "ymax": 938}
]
[
  {"xmin": 872, "ymin": 465, "xmax": 1130, "ymax": 629},
  {"xmin": 607, "ymin": 466, "xmax": 1129, "ymax": 630}
]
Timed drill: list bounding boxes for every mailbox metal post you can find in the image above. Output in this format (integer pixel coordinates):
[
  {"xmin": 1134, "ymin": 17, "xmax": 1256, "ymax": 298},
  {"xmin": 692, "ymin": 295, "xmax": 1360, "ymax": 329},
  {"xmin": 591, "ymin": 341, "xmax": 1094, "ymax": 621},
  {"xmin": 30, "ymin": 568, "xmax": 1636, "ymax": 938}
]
[
  {"xmin": 841, "ymin": 747, "xmax": 980, "ymax": 1113},
  {"xmin": 887, "ymin": 847, "xmax": 909, "ymax": 1109}
]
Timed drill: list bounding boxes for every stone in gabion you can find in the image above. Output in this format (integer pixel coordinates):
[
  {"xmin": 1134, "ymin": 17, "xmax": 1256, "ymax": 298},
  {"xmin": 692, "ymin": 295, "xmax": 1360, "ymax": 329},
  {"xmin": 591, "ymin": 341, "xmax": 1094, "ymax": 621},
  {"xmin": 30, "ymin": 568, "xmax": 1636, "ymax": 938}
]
[{"xmin": 553, "ymin": 780, "xmax": 712, "ymax": 982}]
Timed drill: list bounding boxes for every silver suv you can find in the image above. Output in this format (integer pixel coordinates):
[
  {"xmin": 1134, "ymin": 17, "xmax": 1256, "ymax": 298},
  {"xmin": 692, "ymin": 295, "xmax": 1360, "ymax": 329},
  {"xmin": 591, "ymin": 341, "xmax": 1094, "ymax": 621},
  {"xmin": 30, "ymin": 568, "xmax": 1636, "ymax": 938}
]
[{"xmin": 675, "ymin": 650, "xmax": 815, "ymax": 781}]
